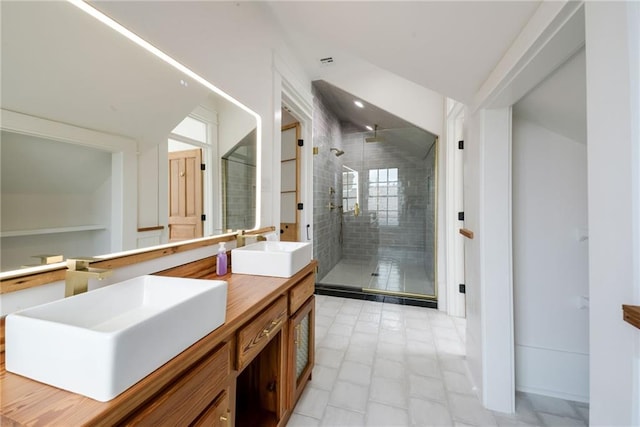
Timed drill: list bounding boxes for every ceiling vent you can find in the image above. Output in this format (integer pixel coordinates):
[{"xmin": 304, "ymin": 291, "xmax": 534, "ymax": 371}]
[{"xmin": 319, "ymin": 57, "xmax": 334, "ymax": 67}]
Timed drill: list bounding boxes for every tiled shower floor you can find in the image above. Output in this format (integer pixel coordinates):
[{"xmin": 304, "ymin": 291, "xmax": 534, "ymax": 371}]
[
  {"xmin": 319, "ymin": 258, "xmax": 435, "ymax": 296},
  {"xmin": 287, "ymin": 295, "xmax": 589, "ymax": 427}
]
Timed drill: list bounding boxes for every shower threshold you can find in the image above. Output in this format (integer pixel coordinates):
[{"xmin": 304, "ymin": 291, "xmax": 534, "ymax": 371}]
[
  {"xmin": 316, "ymin": 258, "xmax": 437, "ymax": 308},
  {"xmin": 315, "ymin": 283, "xmax": 437, "ymax": 309}
]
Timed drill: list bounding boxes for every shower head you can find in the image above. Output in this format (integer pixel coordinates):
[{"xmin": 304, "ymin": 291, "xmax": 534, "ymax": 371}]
[
  {"xmin": 330, "ymin": 148, "xmax": 345, "ymax": 157},
  {"xmin": 365, "ymin": 135, "xmax": 384, "ymax": 143},
  {"xmin": 365, "ymin": 124, "xmax": 384, "ymax": 143}
]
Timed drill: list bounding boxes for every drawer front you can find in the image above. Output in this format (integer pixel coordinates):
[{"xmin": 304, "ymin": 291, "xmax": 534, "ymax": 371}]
[
  {"xmin": 237, "ymin": 296, "xmax": 287, "ymax": 370},
  {"xmin": 289, "ymin": 273, "xmax": 314, "ymax": 315},
  {"xmin": 125, "ymin": 342, "xmax": 230, "ymax": 426},
  {"xmin": 192, "ymin": 389, "xmax": 230, "ymax": 427}
]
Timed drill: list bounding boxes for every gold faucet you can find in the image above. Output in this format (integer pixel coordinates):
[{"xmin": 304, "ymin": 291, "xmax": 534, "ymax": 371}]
[
  {"xmin": 65, "ymin": 258, "xmax": 113, "ymax": 297},
  {"xmin": 236, "ymin": 230, "xmax": 247, "ymax": 248},
  {"xmin": 236, "ymin": 230, "xmax": 266, "ymax": 247}
]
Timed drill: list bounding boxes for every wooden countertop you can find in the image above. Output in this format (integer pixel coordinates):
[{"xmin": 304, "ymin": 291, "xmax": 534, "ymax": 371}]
[{"xmin": 0, "ymin": 261, "xmax": 317, "ymax": 426}]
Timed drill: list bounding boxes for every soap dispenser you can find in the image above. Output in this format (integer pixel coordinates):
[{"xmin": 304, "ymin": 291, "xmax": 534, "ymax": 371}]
[{"xmin": 216, "ymin": 242, "xmax": 227, "ymax": 276}]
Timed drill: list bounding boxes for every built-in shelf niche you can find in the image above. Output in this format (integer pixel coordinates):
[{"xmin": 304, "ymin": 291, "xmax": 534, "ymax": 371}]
[{"xmin": 1, "ymin": 128, "xmax": 113, "ymax": 271}]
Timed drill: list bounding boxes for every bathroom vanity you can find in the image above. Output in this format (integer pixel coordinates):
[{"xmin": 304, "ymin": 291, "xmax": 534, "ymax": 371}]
[{"xmin": 0, "ymin": 260, "xmax": 317, "ymax": 427}]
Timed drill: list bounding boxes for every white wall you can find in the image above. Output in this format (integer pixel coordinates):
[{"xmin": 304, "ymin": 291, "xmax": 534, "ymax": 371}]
[
  {"xmin": 464, "ymin": 108, "xmax": 515, "ymax": 413},
  {"xmin": 0, "ymin": 114, "xmax": 135, "ymax": 270},
  {"xmin": 463, "ymin": 109, "xmax": 484, "ymax": 401},
  {"xmin": 585, "ymin": 2, "xmax": 640, "ymax": 424},
  {"xmin": 463, "ymin": 3, "xmax": 640, "ymax": 420},
  {"xmin": 138, "ymin": 145, "xmax": 162, "ymax": 230},
  {"xmin": 218, "ymin": 100, "xmax": 259, "ymax": 158},
  {"xmin": 464, "ymin": 108, "xmax": 517, "ymax": 414},
  {"xmin": 137, "ymin": 143, "xmax": 168, "ymax": 248},
  {"xmin": 460, "ymin": 1, "xmax": 590, "ymax": 416},
  {"xmin": 512, "ymin": 117, "xmax": 589, "ymax": 401},
  {"xmin": 443, "ymin": 101, "xmax": 466, "ymax": 317}
]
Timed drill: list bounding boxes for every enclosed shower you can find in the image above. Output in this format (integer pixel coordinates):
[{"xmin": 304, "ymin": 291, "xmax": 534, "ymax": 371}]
[{"xmin": 312, "ymin": 80, "xmax": 438, "ymax": 305}]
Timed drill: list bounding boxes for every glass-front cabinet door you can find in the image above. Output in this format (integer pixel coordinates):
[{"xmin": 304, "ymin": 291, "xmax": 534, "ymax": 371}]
[{"xmin": 288, "ymin": 296, "xmax": 315, "ymax": 407}]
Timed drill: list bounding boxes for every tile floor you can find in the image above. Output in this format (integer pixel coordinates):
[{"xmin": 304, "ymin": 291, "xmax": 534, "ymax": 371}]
[
  {"xmin": 287, "ymin": 295, "xmax": 589, "ymax": 427},
  {"xmin": 319, "ymin": 259, "xmax": 435, "ymax": 296}
]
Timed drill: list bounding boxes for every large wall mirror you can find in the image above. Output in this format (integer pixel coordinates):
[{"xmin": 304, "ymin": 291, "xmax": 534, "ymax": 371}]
[{"xmin": 0, "ymin": 1, "xmax": 259, "ymax": 273}]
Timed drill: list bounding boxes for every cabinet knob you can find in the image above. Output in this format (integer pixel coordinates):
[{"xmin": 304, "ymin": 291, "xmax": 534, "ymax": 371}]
[{"xmin": 220, "ymin": 413, "xmax": 229, "ymax": 424}]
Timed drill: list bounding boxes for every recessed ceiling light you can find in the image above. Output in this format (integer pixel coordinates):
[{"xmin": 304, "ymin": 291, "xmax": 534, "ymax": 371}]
[
  {"xmin": 354, "ymin": 100, "xmax": 364, "ymax": 108},
  {"xmin": 366, "ymin": 125, "xmax": 373, "ymax": 131}
]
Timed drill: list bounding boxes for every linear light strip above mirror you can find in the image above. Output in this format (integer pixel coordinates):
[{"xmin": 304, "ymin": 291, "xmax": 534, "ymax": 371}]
[{"xmin": 67, "ymin": 0, "xmax": 262, "ymax": 230}]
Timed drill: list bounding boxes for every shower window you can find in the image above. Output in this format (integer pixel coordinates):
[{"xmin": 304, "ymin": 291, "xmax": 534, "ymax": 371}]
[
  {"xmin": 342, "ymin": 166, "xmax": 359, "ymax": 212},
  {"xmin": 368, "ymin": 168, "xmax": 399, "ymax": 226}
]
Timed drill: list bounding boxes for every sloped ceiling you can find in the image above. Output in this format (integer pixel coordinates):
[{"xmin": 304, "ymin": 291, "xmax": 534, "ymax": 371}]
[
  {"xmin": 267, "ymin": 1, "xmax": 541, "ymax": 104},
  {"xmin": 1, "ymin": 1, "xmax": 211, "ymax": 146},
  {"xmin": 514, "ymin": 48, "xmax": 586, "ymax": 143},
  {"xmin": 314, "ymin": 80, "xmax": 421, "ymax": 132},
  {"xmin": 313, "ymin": 80, "xmax": 436, "ymax": 159}
]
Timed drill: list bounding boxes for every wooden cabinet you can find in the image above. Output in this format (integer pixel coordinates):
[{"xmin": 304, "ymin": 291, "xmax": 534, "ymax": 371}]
[
  {"xmin": 289, "ymin": 272, "xmax": 314, "ymax": 315},
  {"xmin": 125, "ymin": 342, "xmax": 230, "ymax": 426},
  {"xmin": 236, "ymin": 297, "xmax": 288, "ymax": 427},
  {"xmin": 237, "ymin": 296, "xmax": 287, "ymax": 371},
  {"xmin": 235, "ymin": 272, "xmax": 316, "ymax": 427},
  {"xmin": 288, "ymin": 296, "xmax": 315, "ymax": 408},
  {"xmin": 0, "ymin": 261, "xmax": 317, "ymax": 427},
  {"xmin": 193, "ymin": 389, "xmax": 231, "ymax": 427}
]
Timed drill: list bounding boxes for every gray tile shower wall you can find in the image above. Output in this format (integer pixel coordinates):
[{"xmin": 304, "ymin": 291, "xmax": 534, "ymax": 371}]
[
  {"xmin": 341, "ymin": 214, "xmax": 380, "ymax": 262},
  {"xmin": 312, "ymin": 91, "xmax": 436, "ymax": 285},
  {"xmin": 312, "ymin": 87, "xmax": 344, "ymax": 280},
  {"xmin": 340, "ymin": 126, "xmax": 428, "ymax": 265},
  {"xmin": 225, "ymin": 160, "xmax": 255, "ymax": 230}
]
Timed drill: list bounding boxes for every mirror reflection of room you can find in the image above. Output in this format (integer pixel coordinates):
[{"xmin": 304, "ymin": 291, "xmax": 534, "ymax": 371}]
[{"xmin": 0, "ymin": 1, "xmax": 258, "ymax": 272}]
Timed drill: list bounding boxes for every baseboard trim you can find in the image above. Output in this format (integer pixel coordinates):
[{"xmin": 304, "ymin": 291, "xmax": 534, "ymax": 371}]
[{"xmin": 515, "ymin": 344, "xmax": 589, "ymax": 403}]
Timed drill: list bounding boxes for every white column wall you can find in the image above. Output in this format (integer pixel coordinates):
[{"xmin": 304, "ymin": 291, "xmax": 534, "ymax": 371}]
[
  {"xmin": 464, "ymin": 109, "xmax": 484, "ymax": 400},
  {"xmin": 585, "ymin": 2, "xmax": 640, "ymax": 425},
  {"xmin": 464, "ymin": 107, "xmax": 515, "ymax": 413},
  {"xmin": 444, "ymin": 102, "xmax": 466, "ymax": 317}
]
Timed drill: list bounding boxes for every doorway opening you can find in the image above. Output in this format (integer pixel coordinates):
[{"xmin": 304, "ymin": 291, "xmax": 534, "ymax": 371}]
[
  {"xmin": 280, "ymin": 115, "xmax": 301, "ymax": 242},
  {"xmin": 279, "ymin": 92, "xmax": 311, "ymax": 244},
  {"xmin": 311, "ymin": 81, "xmax": 438, "ymax": 307},
  {"xmin": 167, "ymin": 113, "xmax": 211, "ymax": 242}
]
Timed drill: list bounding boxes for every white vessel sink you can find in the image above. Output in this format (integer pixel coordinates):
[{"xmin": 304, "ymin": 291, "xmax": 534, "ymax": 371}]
[
  {"xmin": 5, "ymin": 275, "xmax": 227, "ymax": 402},
  {"xmin": 231, "ymin": 241, "xmax": 312, "ymax": 278}
]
